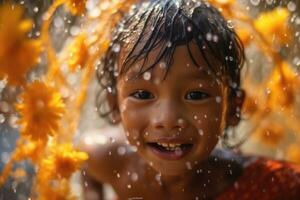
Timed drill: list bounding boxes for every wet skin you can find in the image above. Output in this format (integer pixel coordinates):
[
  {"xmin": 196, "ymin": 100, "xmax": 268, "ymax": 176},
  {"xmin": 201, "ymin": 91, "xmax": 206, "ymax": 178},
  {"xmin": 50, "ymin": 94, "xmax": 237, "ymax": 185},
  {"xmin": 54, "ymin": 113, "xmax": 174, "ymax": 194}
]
[{"xmin": 80, "ymin": 43, "xmax": 246, "ymax": 200}]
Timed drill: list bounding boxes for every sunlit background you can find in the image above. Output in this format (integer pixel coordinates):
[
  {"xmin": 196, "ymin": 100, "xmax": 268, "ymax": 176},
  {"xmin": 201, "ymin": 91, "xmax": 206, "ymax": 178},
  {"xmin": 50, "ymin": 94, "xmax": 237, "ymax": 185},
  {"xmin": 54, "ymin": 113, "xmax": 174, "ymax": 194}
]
[{"xmin": 0, "ymin": 0, "xmax": 300, "ymax": 199}]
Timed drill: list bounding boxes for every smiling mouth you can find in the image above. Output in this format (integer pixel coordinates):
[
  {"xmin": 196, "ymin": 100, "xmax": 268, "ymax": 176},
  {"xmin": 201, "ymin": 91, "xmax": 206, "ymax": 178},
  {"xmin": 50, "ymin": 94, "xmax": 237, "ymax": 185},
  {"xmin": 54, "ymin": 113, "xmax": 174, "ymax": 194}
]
[{"xmin": 147, "ymin": 142, "xmax": 193, "ymax": 160}]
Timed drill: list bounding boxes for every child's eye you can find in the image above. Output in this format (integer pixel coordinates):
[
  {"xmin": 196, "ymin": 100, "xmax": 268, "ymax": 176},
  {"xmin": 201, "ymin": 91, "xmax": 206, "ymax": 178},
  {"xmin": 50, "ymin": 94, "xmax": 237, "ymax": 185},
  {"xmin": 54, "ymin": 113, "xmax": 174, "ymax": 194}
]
[
  {"xmin": 185, "ymin": 91, "xmax": 210, "ymax": 100},
  {"xmin": 130, "ymin": 90, "xmax": 154, "ymax": 100}
]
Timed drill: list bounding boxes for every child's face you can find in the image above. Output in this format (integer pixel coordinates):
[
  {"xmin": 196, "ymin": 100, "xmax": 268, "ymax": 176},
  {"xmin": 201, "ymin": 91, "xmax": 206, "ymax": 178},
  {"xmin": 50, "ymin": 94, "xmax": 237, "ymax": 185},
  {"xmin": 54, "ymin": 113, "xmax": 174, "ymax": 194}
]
[{"xmin": 116, "ymin": 43, "xmax": 227, "ymax": 176}]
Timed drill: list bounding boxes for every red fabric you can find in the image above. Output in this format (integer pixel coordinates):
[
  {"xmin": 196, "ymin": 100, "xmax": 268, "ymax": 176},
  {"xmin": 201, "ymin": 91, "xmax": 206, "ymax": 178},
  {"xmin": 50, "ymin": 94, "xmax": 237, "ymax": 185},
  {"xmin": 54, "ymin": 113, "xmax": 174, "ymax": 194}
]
[{"xmin": 216, "ymin": 158, "xmax": 300, "ymax": 200}]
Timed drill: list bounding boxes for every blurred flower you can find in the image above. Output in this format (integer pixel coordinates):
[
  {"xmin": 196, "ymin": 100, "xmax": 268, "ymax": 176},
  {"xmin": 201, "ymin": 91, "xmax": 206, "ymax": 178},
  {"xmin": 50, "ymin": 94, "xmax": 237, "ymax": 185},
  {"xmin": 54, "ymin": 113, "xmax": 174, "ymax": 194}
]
[
  {"xmin": 16, "ymin": 81, "xmax": 65, "ymax": 141},
  {"xmin": 254, "ymin": 8, "xmax": 291, "ymax": 46},
  {"xmin": 15, "ymin": 140, "xmax": 46, "ymax": 164},
  {"xmin": 66, "ymin": 34, "xmax": 89, "ymax": 72},
  {"xmin": 38, "ymin": 179, "xmax": 76, "ymax": 200},
  {"xmin": 286, "ymin": 144, "xmax": 300, "ymax": 165},
  {"xmin": 266, "ymin": 62, "xmax": 298, "ymax": 110},
  {"xmin": 42, "ymin": 143, "xmax": 88, "ymax": 179},
  {"xmin": 0, "ymin": 3, "xmax": 41, "ymax": 85},
  {"xmin": 236, "ymin": 28, "xmax": 251, "ymax": 47},
  {"xmin": 255, "ymin": 123, "xmax": 284, "ymax": 147},
  {"xmin": 65, "ymin": 0, "xmax": 87, "ymax": 15}
]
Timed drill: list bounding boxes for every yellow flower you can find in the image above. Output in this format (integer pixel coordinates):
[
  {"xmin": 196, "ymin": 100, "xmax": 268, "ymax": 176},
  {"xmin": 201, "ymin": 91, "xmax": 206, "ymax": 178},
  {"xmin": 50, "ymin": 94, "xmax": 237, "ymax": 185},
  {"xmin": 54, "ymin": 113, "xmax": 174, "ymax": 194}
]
[
  {"xmin": 0, "ymin": 3, "xmax": 41, "ymax": 85},
  {"xmin": 266, "ymin": 62, "xmax": 298, "ymax": 109},
  {"xmin": 66, "ymin": 34, "xmax": 89, "ymax": 72},
  {"xmin": 254, "ymin": 8, "xmax": 291, "ymax": 46},
  {"xmin": 64, "ymin": 0, "xmax": 87, "ymax": 15},
  {"xmin": 42, "ymin": 143, "xmax": 88, "ymax": 179},
  {"xmin": 16, "ymin": 81, "xmax": 65, "ymax": 141},
  {"xmin": 286, "ymin": 144, "xmax": 300, "ymax": 164}
]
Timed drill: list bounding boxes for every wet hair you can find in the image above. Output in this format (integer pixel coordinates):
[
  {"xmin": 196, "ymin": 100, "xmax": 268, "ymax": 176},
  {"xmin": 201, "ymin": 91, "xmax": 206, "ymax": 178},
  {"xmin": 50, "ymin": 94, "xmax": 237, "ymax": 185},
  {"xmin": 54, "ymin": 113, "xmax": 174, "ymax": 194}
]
[{"xmin": 96, "ymin": 0, "xmax": 245, "ymax": 122}]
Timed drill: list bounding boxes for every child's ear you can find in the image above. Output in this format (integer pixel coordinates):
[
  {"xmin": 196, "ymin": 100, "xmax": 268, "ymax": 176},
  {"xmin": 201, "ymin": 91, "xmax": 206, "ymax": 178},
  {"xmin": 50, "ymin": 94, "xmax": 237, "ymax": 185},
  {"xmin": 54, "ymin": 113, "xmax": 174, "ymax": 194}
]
[
  {"xmin": 106, "ymin": 92, "xmax": 121, "ymax": 124},
  {"xmin": 226, "ymin": 89, "xmax": 245, "ymax": 127}
]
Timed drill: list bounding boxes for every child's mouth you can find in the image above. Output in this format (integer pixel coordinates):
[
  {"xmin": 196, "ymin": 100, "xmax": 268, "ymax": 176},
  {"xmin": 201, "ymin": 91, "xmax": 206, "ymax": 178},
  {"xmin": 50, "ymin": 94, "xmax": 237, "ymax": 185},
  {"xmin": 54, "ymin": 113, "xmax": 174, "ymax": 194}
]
[{"xmin": 147, "ymin": 142, "xmax": 193, "ymax": 160}]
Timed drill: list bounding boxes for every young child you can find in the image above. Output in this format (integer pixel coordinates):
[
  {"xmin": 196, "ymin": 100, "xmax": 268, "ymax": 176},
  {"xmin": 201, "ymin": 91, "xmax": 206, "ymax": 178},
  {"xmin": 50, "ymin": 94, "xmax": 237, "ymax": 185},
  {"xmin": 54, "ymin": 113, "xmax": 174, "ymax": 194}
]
[{"xmin": 80, "ymin": 0, "xmax": 300, "ymax": 199}]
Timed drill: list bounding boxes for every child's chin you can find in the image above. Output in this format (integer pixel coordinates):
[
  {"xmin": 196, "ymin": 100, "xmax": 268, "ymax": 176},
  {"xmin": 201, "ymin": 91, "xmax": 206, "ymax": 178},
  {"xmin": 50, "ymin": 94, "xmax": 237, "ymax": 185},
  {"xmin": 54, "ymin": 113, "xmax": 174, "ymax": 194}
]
[{"xmin": 150, "ymin": 161, "xmax": 194, "ymax": 176}]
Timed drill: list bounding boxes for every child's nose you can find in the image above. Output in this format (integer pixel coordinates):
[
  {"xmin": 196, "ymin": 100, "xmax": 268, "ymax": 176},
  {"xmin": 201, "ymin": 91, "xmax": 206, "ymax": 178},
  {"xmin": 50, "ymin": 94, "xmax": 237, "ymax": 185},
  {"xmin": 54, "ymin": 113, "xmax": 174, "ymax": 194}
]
[{"xmin": 151, "ymin": 100, "xmax": 187, "ymax": 132}]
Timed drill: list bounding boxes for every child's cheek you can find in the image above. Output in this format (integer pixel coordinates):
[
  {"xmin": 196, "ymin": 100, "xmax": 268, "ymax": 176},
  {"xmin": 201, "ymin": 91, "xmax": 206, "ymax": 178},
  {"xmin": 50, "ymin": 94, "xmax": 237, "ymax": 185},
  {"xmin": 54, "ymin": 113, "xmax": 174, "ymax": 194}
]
[{"xmin": 119, "ymin": 99, "xmax": 146, "ymax": 144}]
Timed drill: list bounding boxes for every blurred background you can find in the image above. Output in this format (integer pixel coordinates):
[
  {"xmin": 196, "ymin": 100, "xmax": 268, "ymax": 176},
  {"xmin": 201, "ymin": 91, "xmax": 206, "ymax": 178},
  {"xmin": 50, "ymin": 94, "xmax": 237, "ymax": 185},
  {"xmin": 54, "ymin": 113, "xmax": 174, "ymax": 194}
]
[{"xmin": 0, "ymin": 0, "xmax": 300, "ymax": 199}]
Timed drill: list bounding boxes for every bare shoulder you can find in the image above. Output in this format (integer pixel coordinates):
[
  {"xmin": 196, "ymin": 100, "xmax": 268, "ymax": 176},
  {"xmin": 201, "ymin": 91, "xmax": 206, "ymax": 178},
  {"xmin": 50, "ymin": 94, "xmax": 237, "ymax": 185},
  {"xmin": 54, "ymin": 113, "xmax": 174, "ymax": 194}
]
[{"xmin": 77, "ymin": 126, "xmax": 135, "ymax": 184}]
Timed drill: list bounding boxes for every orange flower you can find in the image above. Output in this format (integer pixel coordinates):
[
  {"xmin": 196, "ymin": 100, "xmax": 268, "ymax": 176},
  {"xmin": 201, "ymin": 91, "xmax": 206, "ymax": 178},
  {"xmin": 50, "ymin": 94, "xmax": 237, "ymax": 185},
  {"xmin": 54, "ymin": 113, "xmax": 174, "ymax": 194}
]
[
  {"xmin": 42, "ymin": 143, "xmax": 88, "ymax": 179},
  {"xmin": 16, "ymin": 81, "xmax": 65, "ymax": 141},
  {"xmin": 0, "ymin": 3, "xmax": 41, "ymax": 85},
  {"xmin": 236, "ymin": 28, "xmax": 252, "ymax": 47},
  {"xmin": 15, "ymin": 140, "xmax": 46, "ymax": 164},
  {"xmin": 254, "ymin": 8, "xmax": 291, "ymax": 46},
  {"xmin": 64, "ymin": 0, "xmax": 87, "ymax": 15},
  {"xmin": 266, "ymin": 62, "xmax": 298, "ymax": 110},
  {"xmin": 66, "ymin": 34, "xmax": 89, "ymax": 72}
]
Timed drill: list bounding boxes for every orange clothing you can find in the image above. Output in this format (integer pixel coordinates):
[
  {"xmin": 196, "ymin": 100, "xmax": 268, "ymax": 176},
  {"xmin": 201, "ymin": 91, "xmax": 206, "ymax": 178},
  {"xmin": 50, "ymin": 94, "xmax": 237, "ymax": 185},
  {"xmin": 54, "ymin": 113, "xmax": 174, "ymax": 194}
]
[{"xmin": 216, "ymin": 158, "xmax": 300, "ymax": 200}]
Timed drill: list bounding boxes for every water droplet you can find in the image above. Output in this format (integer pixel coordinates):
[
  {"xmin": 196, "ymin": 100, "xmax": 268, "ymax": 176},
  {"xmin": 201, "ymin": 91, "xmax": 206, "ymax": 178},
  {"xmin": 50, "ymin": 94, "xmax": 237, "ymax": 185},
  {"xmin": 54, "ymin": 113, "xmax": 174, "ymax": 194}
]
[
  {"xmin": 117, "ymin": 146, "xmax": 126, "ymax": 155},
  {"xmin": 198, "ymin": 129, "xmax": 204, "ymax": 136},
  {"xmin": 185, "ymin": 162, "xmax": 192, "ymax": 170},
  {"xmin": 131, "ymin": 173, "xmax": 138, "ymax": 182},
  {"xmin": 266, "ymin": 0, "xmax": 273, "ymax": 5},
  {"xmin": 112, "ymin": 43, "xmax": 121, "ymax": 53},
  {"xmin": 166, "ymin": 41, "xmax": 172, "ymax": 47},
  {"xmin": 116, "ymin": 173, "xmax": 121, "ymax": 178},
  {"xmin": 70, "ymin": 26, "xmax": 80, "ymax": 36},
  {"xmin": 250, "ymin": 0, "xmax": 260, "ymax": 6},
  {"xmin": 54, "ymin": 17, "xmax": 63, "ymax": 28},
  {"xmin": 143, "ymin": 72, "xmax": 151, "ymax": 81},
  {"xmin": 1, "ymin": 152, "xmax": 10, "ymax": 164},
  {"xmin": 155, "ymin": 173, "xmax": 161, "ymax": 182},
  {"xmin": 33, "ymin": 6, "xmax": 39, "ymax": 13},
  {"xmin": 227, "ymin": 20, "xmax": 234, "ymax": 29},
  {"xmin": 187, "ymin": 26, "xmax": 192, "ymax": 32},
  {"xmin": 287, "ymin": 2, "xmax": 296, "ymax": 12},
  {"xmin": 159, "ymin": 62, "xmax": 167, "ymax": 69},
  {"xmin": 206, "ymin": 33, "xmax": 212, "ymax": 41},
  {"xmin": 213, "ymin": 35, "xmax": 218, "ymax": 42},
  {"xmin": 215, "ymin": 96, "xmax": 222, "ymax": 103},
  {"xmin": 0, "ymin": 101, "xmax": 10, "ymax": 113},
  {"xmin": 193, "ymin": 115, "xmax": 198, "ymax": 120},
  {"xmin": 127, "ymin": 184, "xmax": 132, "ymax": 189}
]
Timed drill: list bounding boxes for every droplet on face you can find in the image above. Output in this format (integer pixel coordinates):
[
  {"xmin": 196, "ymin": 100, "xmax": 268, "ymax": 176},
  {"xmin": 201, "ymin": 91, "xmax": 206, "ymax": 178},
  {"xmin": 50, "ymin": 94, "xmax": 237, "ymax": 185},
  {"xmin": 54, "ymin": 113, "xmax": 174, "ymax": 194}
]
[
  {"xmin": 159, "ymin": 62, "xmax": 167, "ymax": 69},
  {"xmin": 187, "ymin": 26, "xmax": 192, "ymax": 32},
  {"xmin": 198, "ymin": 129, "xmax": 204, "ymax": 136},
  {"xmin": 131, "ymin": 173, "xmax": 138, "ymax": 182},
  {"xmin": 193, "ymin": 115, "xmax": 198, "ymax": 120},
  {"xmin": 143, "ymin": 72, "xmax": 151, "ymax": 81},
  {"xmin": 185, "ymin": 162, "xmax": 192, "ymax": 170},
  {"xmin": 155, "ymin": 173, "xmax": 161, "ymax": 182},
  {"xmin": 215, "ymin": 96, "xmax": 222, "ymax": 103},
  {"xmin": 177, "ymin": 118, "xmax": 185, "ymax": 125},
  {"xmin": 116, "ymin": 173, "xmax": 121, "ymax": 178},
  {"xmin": 117, "ymin": 146, "xmax": 126, "ymax": 155},
  {"xmin": 127, "ymin": 184, "xmax": 132, "ymax": 189}
]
